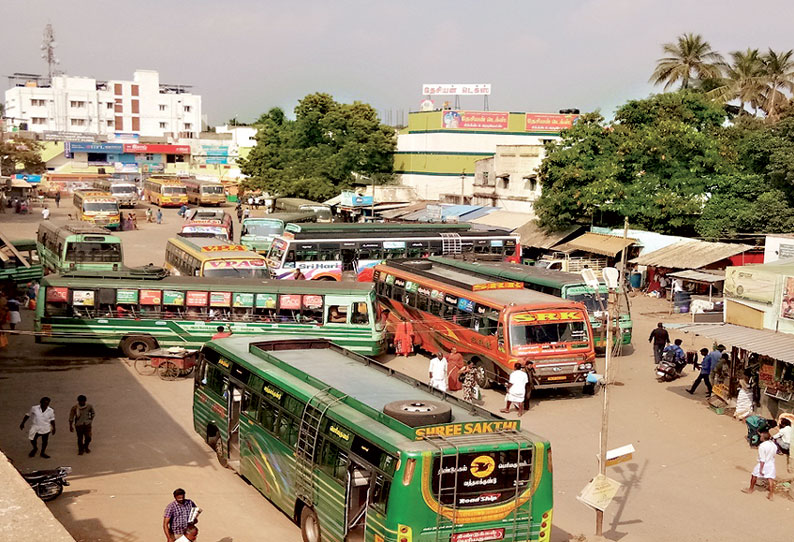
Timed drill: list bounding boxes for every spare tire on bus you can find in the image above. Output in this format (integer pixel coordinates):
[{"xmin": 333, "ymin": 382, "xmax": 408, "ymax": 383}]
[{"xmin": 383, "ymin": 400, "xmax": 452, "ymax": 427}]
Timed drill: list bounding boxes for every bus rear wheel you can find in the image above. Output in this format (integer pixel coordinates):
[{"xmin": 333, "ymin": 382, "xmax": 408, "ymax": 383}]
[
  {"xmin": 300, "ymin": 506, "xmax": 321, "ymax": 542},
  {"xmin": 120, "ymin": 335, "xmax": 157, "ymax": 359}
]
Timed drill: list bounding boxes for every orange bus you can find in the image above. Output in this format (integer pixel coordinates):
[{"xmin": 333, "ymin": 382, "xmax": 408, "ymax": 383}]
[
  {"xmin": 143, "ymin": 177, "xmax": 188, "ymax": 207},
  {"xmin": 374, "ymin": 258, "xmax": 597, "ymax": 393}
]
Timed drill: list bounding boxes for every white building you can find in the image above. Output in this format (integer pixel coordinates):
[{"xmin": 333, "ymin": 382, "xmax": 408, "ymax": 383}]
[
  {"xmin": 215, "ymin": 124, "xmax": 258, "ymax": 148},
  {"xmin": 472, "ymin": 145, "xmax": 544, "ymax": 213},
  {"xmin": 4, "ymin": 70, "xmax": 201, "ymax": 139}
]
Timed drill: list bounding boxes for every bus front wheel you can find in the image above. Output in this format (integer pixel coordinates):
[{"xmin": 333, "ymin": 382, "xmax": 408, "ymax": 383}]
[
  {"xmin": 300, "ymin": 506, "xmax": 321, "ymax": 542},
  {"xmin": 120, "ymin": 335, "xmax": 157, "ymax": 359}
]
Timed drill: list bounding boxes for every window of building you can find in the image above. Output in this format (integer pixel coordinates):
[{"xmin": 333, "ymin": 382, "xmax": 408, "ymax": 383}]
[
  {"xmin": 114, "ymin": 83, "xmax": 122, "ymax": 95},
  {"xmin": 30, "ymin": 99, "xmax": 46, "ymax": 107},
  {"xmin": 159, "ymin": 104, "xmax": 167, "ymax": 111},
  {"xmin": 131, "ymin": 84, "xmax": 139, "ymax": 97},
  {"xmin": 497, "ymin": 175, "xmax": 510, "ymax": 189},
  {"xmin": 145, "ymin": 154, "xmax": 155, "ymax": 161},
  {"xmin": 483, "ymin": 171, "xmax": 490, "ymax": 186},
  {"xmin": 70, "ymin": 101, "xmax": 86, "ymax": 108},
  {"xmin": 106, "ymin": 102, "xmax": 114, "ymax": 110},
  {"xmin": 525, "ymin": 177, "xmax": 538, "ymax": 192},
  {"xmin": 106, "ymin": 120, "xmax": 113, "ymax": 127},
  {"xmin": 70, "ymin": 118, "xmax": 86, "ymax": 126},
  {"xmin": 131, "ymin": 117, "xmax": 140, "ymax": 131},
  {"xmin": 159, "ymin": 122, "xmax": 168, "ymax": 129},
  {"xmin": 31, "ymin": 118, "xmax": 47, "ymax": 125},
  {"xmin": 115, "ymin": 116, "xmax": 123, "ymax": 131},
  {"xmin": 184, "ymin": 123, "xmax": 192, "ymax": 130},
  {"xmin": 131, "ymin": 100, "xmax": 140, "ymax": 114},
  {"xmin": 184, "ymin": 105, "xmax": 192, "ymax": 113}
]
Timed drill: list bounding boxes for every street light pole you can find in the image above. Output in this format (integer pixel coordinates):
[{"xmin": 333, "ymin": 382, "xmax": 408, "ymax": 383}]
[{"xmin": 596, "ymin": 309, "xmax": 611, "ymax": 536}]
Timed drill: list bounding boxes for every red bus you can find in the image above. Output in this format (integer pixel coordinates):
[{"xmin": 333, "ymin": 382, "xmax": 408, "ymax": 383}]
[{"xmin": 374, "ymin": 259, "xmax": 597, "ymax": 393}]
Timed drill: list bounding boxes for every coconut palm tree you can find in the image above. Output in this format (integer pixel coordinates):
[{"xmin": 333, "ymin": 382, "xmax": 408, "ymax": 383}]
[
  {"xmin": 707, "ymin": 49, "xmax": 766, "ymax": 115},
  {"xmin": 650, "ymin": 33, "xmax": 725, "ymax": 90},
  {"xmin": 760, "ymin": 49, "xmax": 794, "ymax": 120}
]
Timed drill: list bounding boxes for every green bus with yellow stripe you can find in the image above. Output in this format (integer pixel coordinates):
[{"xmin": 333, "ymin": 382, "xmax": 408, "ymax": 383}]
[
  {"xmin": 194, "ymin": 335, "xmax": 553, "ymax": 542},
  {"xmin": 34, "ymin": 273, "xmax": 384, "ymax": 358}
]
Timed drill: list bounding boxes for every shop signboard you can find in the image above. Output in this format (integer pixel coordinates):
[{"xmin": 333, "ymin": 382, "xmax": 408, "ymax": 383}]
[
  {"xmin": 43, "ymin": 131, "xmax": 97, "ymax": 142},
  {"xmin": 422, "ymin": 83, "xmax": 491, "ymax": 96},
  {"xmin": 340, "ymin": 191, "xmax": 373, "ymax": 207},
  {"xmin": 256, "ymin": 293, "xmax": 277, "ymax": 308},
  {"xmin": 724, "ymin": 267, "xmax": 778, "ymax": 304},
  {"xmin": 123, "ymin": 143, "xmax": 191, "ymax": 154},
  {"xmin": 441, "ymin": 110, "xmax": 508, "ymax": 131},
  {"xmin": 65, "ymin": 142, "xmax": 124, "ymax": 153},
  {"xmin": 577, "ymin": 473, "xmax": 621, "ymax": 511},
  {"xmin": 525, "ymin": 113, "xmax": 578, "ymax": 133}
]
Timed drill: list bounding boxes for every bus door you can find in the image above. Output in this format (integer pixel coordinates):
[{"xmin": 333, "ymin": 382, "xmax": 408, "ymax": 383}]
[
  {"xmin": 226, "ymin": 383, "xmax": 243, "ymax": 464},
  {"xmin": 344, "ymin": 461, "xmax": 372, "ymax": 540},
  {"xmin": 341, "ymin": 242, "xmax": 357, "ymax": 272}
]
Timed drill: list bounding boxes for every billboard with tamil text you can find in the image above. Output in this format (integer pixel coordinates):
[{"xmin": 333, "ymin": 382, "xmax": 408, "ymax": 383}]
[{"xmin": 440, "ymin": 110, "xmax": 508, "ymax": 131}]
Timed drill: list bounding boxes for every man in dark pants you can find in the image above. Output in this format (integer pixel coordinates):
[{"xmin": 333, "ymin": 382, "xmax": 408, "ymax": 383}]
[
  {"xmin": 648, "ymin": 322, "xmax": 670, "ymax": 363},
  {"xmin": 687, "ymin": 348, "xmax": 714, "ymax": 397},
  {"xmin": 69, "ymin": 395, "xmax": 96, "ymax": 455}
]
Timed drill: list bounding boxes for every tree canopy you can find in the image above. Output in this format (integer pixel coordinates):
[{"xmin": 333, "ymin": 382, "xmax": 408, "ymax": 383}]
[
  {"xmin": 0, "ymin": 138, "xmax": 46, "ymax": 176},
  {"xmin": 535, "ymin": 90, "xmax": 794, "ymax": 238},
  {"xmin": 238, "ymin": 93, "xmax": 396, "ymax": 201}
]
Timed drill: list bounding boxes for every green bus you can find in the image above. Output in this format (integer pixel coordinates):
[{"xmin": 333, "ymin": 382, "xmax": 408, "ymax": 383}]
[
  {"xmin": 240, "ymin": 211, "xmax": 317, "ymax": 254},
  {"xmin": 431, "ymin": 257, "xmax": 633, "ymax": 348},
  {"xmin": 0, "ymin": 239, "xmax": 43, "ymax": 285},
  {"xmin": 194, "ymin": 335, "xmax": 554, "ymax": 542},
  {"xmin": 36, "ymin": 222, "xmax": 124, "ymax": 274},
  {"xmin": 35, "ymin": 273, "xmax": 385, "ymax": 358}
]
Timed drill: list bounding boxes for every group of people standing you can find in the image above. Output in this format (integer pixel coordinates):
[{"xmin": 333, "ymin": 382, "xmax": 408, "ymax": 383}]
[
  {"xmin": 19, "ymin": 395, "xmax": 95, "ymax": 458},
  {"xmin": 427, "ymin": 348, "xmax": 484, "ymax": 403}
]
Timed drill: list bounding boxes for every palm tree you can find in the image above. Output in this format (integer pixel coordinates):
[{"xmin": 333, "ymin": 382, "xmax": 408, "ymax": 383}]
[
  {"xmin": 760, "ymin": 49, "xmax": 794, "ymax": 120},
  {"xmin": 707, "ymin": 49, "xmax": 766, "ymax": 115},
  {"xmin": 650, "ymin": 33, "xmax": 725, "ymax": 90}
]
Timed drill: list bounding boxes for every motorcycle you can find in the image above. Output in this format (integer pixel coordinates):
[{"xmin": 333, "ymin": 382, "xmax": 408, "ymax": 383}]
[
  {"xmin": 656, "ymin": 351, "xmax": 687, "ymax": 382},
  {"xmin": 23, "ymin": 466, "xmax": 71, "ymax": 501}
]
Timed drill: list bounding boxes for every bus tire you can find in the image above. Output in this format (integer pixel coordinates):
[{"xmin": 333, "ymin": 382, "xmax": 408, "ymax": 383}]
[
  {"xmin": 300, "ymin": 506, "xmax": 321, "ymax": 542},
  {"xmin": 472, "ymin": 357, "xmax": 498, "ymax": 389},
  {"xmin": 214, "ymin": 437, "xmax": 229, "ymax": 468},
  {"xmin": 120, "ymin": 335, "xmax": 158, "ymax": 359},
  {"xmin": 314, "ymin": 276, "xmax": 335, "ymax": 281},
  {"xmin": 383, "ymin": 400, "xmax": 452, "ymax": 427}
]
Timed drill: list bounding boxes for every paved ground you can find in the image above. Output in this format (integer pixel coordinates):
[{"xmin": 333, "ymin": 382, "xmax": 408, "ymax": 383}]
[{"xmin": 1, "ymin": 202, "xmax": 792, "ymax": 541}]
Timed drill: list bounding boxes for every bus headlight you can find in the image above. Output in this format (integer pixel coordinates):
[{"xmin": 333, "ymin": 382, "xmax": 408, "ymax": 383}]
[{"xmin": 578, "ymin": 363, "xmax": 593, "ymax": 371}]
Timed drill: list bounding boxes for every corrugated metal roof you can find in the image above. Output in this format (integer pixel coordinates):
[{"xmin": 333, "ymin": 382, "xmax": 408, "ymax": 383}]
[
  {"xmin": 673, "ymin": 323, "xmax": 794, "ymax": 365},
  {"xmin": 469, "ymin": 211, "xmax": 535, "ymax": 231},
  {"xmin": 630, "ymin": 240, "xmax": 752, "ymax": 269},
  {"xmin": 668, "ymin": 270, "xmax": 725, "ymax": 284},
  {"xmin": 555, "ymin": 232, "xmax": 638, "ymax": 257},
  {"xmin": 513, "ymin": 221, "xmax": 581, "ymax": 249},
  {"xmin": 457, "ymin": 206, "xmax": 497, "ymax": 222},
  {"xmin": 379, "ymin": 202, "xmax": 431, "ymax": 219}
]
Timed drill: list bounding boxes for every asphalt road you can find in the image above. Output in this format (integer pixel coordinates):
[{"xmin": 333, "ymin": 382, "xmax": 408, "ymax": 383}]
[{"xmin": 1, "ymin": 202, "xmax": 792, "ymax": 541}]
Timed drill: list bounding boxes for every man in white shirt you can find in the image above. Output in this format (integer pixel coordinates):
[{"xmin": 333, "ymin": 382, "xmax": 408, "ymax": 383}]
[
  {"xmin": 500, "ymin": 363, "xmax": 529, "ymax": 416},
  {"xmin": 176, "ymin": 524, "xmax": 198, "ymax": 541},
  {"xmin": 742, "ymin": 431, "xmax": 777, "ymax": 500},
  {"xmin": 773, "ymin": 418, "xmax": 791, "ymax": 453},
  {"xmin": 20, "ymin": 397, "xmax": 56, "ymax": 458},
  {"xmin": 428, "ymin": 352, "xmax": 448, "ymax": 392}
]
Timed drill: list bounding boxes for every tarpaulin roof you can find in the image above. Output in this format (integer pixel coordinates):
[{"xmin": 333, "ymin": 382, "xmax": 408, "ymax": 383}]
[
  {"xmin": 512, "ymin": 221, "xmax": 581, "ymax": 249},
  {"xmin": 668, "ymin": 270, "xmax": 725, "ymax": 284},
  {"xmin": 673, "ymin": 323, "xmax": 794, "ymax": 365},
  {"xmin": 630, "ymin": 240, "xmax": 752, "ymax": 269},
  {"xmin": 555, "ymin": 232, "xmax": 638, "ymax": 257},
  {"xmin": 469, "ymin": 211, "xmax": 535, "ymax": 231}
]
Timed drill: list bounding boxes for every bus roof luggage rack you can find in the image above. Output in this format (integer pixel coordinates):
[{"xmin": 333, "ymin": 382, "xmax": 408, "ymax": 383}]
[
  {"xmin": 61, "ymin": 264, "xmax": 169, "ymax": 280},
  {"xmin": 440, "ymin": 232, "xmax": 462, "ymax": 255},
  {"xmin": 61, "ymin": 223, "xmax": 113, "ymax": 235}
]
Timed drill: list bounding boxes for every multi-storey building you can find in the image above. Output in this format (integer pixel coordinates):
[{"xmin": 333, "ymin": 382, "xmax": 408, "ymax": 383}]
[{"xmin": 4, "ymin": 70, "xmax": 201, "ymax": 139}]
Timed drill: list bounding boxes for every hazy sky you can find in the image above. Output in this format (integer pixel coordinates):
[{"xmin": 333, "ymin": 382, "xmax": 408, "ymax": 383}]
[{"xmin": 3, "ymin": 0, "xmax": 793, "ymax": 125}]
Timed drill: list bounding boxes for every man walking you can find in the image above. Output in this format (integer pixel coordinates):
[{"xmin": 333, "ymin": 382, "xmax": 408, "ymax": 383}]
[
  {"xmin": 20, "ymin": 397, "xmax": 56, "ymax": 458},
  {"xmin": 156, "ymin": 208, "xmax": 163, "ymax": 224},
  {"xmin": 54, "ymin": 191, "xmax": 61, "ymax": 208},
  {"xmin": 648, "ymin": 322, "xmax": 670, "ymax": 363},
  {"xmin": 500, "ymin": 363, "xmax": 528, "ymax": 416},
  {"xmin": 164, "ymin": 488, "xmax": 201, "ymax": 542},
  {"xmin": 687, "ymin": 348, "xmax": 714, "ymax": 397},
  {"xmin": 69, "ymin": 394, "xmax": 96, "ymax": 455}
]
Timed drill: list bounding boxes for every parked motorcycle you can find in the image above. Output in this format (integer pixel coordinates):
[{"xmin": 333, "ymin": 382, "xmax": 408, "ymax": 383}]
[
  {"xmin": 656, "ymin": 351, "xmax": 687, "ymax": 382},
  {"xmin": 23, "ymin": 466, "xmax": 71, "ymax": 501}
]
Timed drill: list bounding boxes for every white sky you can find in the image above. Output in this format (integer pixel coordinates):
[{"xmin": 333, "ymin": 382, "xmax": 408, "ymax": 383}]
[{"xmin": 3, "ymin": 0, "xmax": 793, "ymax": 124}]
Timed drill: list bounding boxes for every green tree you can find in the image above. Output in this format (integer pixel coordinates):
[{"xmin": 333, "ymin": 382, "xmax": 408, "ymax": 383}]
[
  {"xmin": 0, "ymin": 138, "xmax": 46, "ymax": 176},
  {"xmin": 239, "ymin": 94, "xmax": 395, "ymax": 200},
  {"xmin": 707, "ymin": 49, "xmax": 766, "ymax": 115},
  {"xmin": 760, "ymin": 49, "xmax": 794, "ymax": 120},
  {"xmin": 536, "ymin": 91, "xmax": 736, "ymax": 234},
  {"xmin": 650, "ymin": 33, "xmax": 725, "ymax": 90}
]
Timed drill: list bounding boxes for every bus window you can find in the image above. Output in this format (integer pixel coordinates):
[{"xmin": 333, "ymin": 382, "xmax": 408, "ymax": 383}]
[
  {"xmin": 302, "ymin": 306, "xmax": 322, "ymax": 324},
  {"xmin": 242, "ymin": 391, "xmax": 259, "ymax": 415},
  {"xmin": 328, "ymin": 305, "xmax": 347, "ymax": 323},
  {"xmin": 205, "ymin": 365, "xmax": 228, "ymax": 397},
  {"xmin": 429, "ymin": 300, "xmax": 442, "ymax": 316},
  {"xmin": 371, "ymin": 474, "xmax": 391, "ymax": 511},
  {"xmin": 258, "ymin": 401, "xmax": 278, "ymax": 433},
  {"xmin": 456, "ymin": 309, "xmax": 472, "ymax": 328},
  {"xmin": 416, "ymin": 293, "xmax": 429, "ymax": 312},
  {"xmin": 284, "ymin": 250, "xmax": 296, "ymax": 268},
  {"xmin": 277, "ymin": 414, "xmax": 298, "ymax": 447},
  {"xmin": 297, "ymin": 248, "xmax": 319, "ymax": 262},
  {"xmin": 319, "ymin": 247, "xmax": 340, "ymax": 261},
  {"xmin": 350, "ymin": 303, "xmax": 369, "ymax": 325},
  {"xmin": 497, "ymin": 323, "xmax": 505, "ymax": 350},
  {"xmin": 319, "ymin": 441, "xmax": 342, "ymax": 479}
]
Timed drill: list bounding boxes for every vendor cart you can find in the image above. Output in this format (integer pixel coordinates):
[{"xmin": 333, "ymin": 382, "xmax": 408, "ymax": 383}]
[{"xmin": 134, "ymin": 348, "xmax": 198, "ymax": 381}]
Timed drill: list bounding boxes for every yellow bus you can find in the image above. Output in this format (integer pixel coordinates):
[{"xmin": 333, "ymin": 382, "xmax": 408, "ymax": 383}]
[
  {"xmin": 164, "ymin": 237, "xmax": 269, "ymax": 279},
  {"xmin": 182, "ymin": 178, "xmax": 226, "ymax": 206},
  {"xmin": 72, "ymin": 191, "xmax": 121, "ymax": 230},
  {"xmin": 143, "ymin": 177, "xmax": 188, "ymax": 207}
]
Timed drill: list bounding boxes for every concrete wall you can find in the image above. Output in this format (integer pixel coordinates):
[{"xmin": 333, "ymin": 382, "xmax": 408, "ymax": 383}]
[{"xmin": 763, "ymin": 234, "xmax": 794, "ymax": 263}]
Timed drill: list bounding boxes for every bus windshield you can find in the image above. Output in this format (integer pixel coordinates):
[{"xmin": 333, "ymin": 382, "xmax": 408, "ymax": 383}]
[
  {"xmin": 110, "ymin": 185, "xmax": 135, "ymax": 195},
  {"xmin": 85, "ymin": 202, "xmax": 119, "ymax": 213},
  {"xmin": 302, "ymin": 206, "xmax": 332, "ymax": 221},
  {"xmin": 566, "ymin": 292, "xmax": 605, "ymax": 313},
  {"xmin": 65, "ymin": 242, "xmax": 122, "ymax": 262},
  {"xmin": 201, "ymin": 185, "xmax": 224, "ymax": 194},
  {"xmin": 180, "ymin": 226, "xmax": 229, "ymax": 240},
  {"xmin": 164, "ymin": 186, "xmax": 187, "ymax": 195},
  {"xmin": 268, "ymin": 240, "xmax": 288, "ymax": 263},
  {"xmin": 509, "ymin": 313, "xmax": 589, "ymax": 353},
  {"xmin": 242, "ymin": 221, "xmax": 283, "ymax": 237}
]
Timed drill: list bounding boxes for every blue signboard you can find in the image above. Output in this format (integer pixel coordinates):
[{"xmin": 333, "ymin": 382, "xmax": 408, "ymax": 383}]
[
  {"xmin": 205, "ymin": 157, "xmax": 228, "ymax": 164},
  {"xmin": 457, "ymin": 297, "xmax": 475, "ymax": 313},
  {"xmin": 15, "ymin": 174, "xmax": 42, "ymax": 184},
  {"xmin": 202, "ymin": 146, "xmax": 229, "ymax": 157},
  {"xmin": 65, "ymin": 142, "xmax": 124, "ymax": 153},
  {"xmin": 341, "ymin": 191, "xmax": 374, "ymax": 207}
]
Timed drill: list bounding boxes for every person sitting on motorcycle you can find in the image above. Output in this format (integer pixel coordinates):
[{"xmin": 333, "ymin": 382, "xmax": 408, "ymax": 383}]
[{"xmin": 662, "ymin": 339, "xmax": 687, "ymax": 371}]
